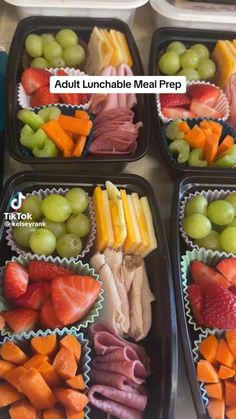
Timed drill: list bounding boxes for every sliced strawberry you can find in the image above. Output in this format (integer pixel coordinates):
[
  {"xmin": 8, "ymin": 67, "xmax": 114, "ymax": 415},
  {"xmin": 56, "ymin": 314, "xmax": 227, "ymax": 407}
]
[
  {"xmin": 3, "ymin": 262, "xmax": 29, "ymax": 300},
  {"xmin": 59, "ymin": 92, "xmax": 90, "ymax": 106},
  {"xmin": 2, "ymin": 308, "xmax": 38, "ymax": 334},
  {"xmin": 187, "ymin": 283, "xmax": 205, "ymax": 325},
  {"xmin": 28, "ymin": 260, "xmax": 73, "ymax": 282},
  {"xmin": 40, "ymin": 297, "xmax": 64, "ymax": 330},
  {"xmin": 162, "ymin": 107, "xmax": 197, "ymax": 119},
  {"xmin": 190, "ymin": 99, "xmax": 223, "ymax": 119},
  {"xmin": 216, "ymin": 258, "xmax": 236, "ymax": 286},
  {"xmin": 230, "ymin": 286, "xmax": 236, "ymax": 296},
  {"xmin": 51, "ymin": 275, "xmax": 101, "ymax": 326},
  {"xmin": 30, "ymin": 85, "xmax": 59, "ymax": 108},
  {"xmin": 56, "ymin": 69, "xmax": 68, "ymax": 76},
  {"xmin": 21, "ymin": 68, "xmax": 51, "ymax": 95},
  {"xmin": 190, "ymin": 260, "xmax": 230, "ymax": 290},
  {"xmin": 187, "ymin": 84, "xmax": 220, "ymax": 107},
  {"xmin": 12, "ymin": 282, "xmax": 50, "ymax": 310},
  {"xmin": 160, "ymin": 93, "xmax": 191, "ymax": 108},
  {"xmin": 203, "ymin": 284, "xmax": 236, "ymax": 329}
]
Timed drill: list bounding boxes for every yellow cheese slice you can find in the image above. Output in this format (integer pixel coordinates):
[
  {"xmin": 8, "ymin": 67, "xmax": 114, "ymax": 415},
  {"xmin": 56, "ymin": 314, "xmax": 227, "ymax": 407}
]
[
  {"xmin": 101, "ymin": 29, "xmax": 119, "ymax": 67},
  {"xmin": 116, "ymin": 31, "xmax": 133, "ymax": 68},
  {"xmin": 86, "ymin": 27, "xmax": 114, "ymax": 74},
  {"xmin": 120, "ymin": 190, "xmax": 140, "ymax": 254},
  {"xmin": 109, "ymin": 30, "xmax": 126, "ymax": 67},
  {"xmin": 212, "ymin": 40, "xmax": 236, "ymax": 88},
  {"xmin": 93, "ymin": 186, "xmax": 108, "ymax": 252},
  {"xmin": 102, "ymin": 190, "xmax": 114, "ymax": 248},
  {"xmin": 131, "ymin": 193, "xmax": 150, "ymax": 255},
  {"xmin": 140, "ymin": 197, "xmax": 158, "ymax": 257},
  {"xmin": 109, "ymin": 200, "xmax": 127, "ymax": 249}
]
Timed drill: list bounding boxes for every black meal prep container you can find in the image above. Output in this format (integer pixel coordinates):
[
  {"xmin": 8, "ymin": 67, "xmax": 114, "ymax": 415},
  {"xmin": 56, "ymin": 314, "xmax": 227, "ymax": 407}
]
[
  {"xmin": 0, "ymin": 171, "xmax": 177, "ymax": 419},
  {"xmin": 6, "ymin": 16, "xmax": 149, "ymax": 173},
  {"xmin": 149, "ymin": 27, "xmax": 236, "ymax": 179},
  {"xmin": 171, "ymin": 174, "xmax": 236, "ymax": 418}
]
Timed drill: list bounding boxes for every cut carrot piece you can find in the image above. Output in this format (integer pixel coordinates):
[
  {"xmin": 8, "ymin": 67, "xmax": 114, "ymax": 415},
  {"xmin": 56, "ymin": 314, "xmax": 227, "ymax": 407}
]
[
  {"xmin": 53, "ymin": 347, "xmax": 77, "ymax": 380},
  {"xmin": 184, "ymin": 125, "xmax": 206, "ymax": 149},
  {"xmin": 1, "ymin": 342, "xmax": 28, "ymax": 365},
  {"xmin": 207, "ymin": 398, "xmax": 225, "ymax": 419},
  {"xmin": 31, "ymin": 335, "xmax": 57, "ymax": 357},
  {"xmin": 65, "ymin": 131, "xmax": 73, "ymax": 139},
  {"xmin": 205, "ymin": 382, "xmax": 223, "ymax": 400},
  {"xmin": 225, "ymin": 381, "xmax": 236, "ymax": 406},
  {"xmin": 9, "ymin": 400, "xmax": 37, "ymax": 419},
  {"xmin": 203, "ymin": 133, "xmax": 220, "ymax": 164},
  {"xmin": 73, "ymin": 135, "xmax": 87, "ymax": 157},
  {"xmin": 217, "ymin": 135, "xmax": 234, "ymax": 157},
  {"xmin": 199, "ymin": 120, "xmax": 213, "ymax": 137},
  {"xmin": 218, "ymin": 365, "xmax": 235, "ymax": 380},
  {"xmin": 19, "ymin": 368, "xmax": 56, "ymax": 409},
  {"xmin": 60, "ymin": 336, "xmax": 81, "ymax": 363},
  {"xmin": 178, "ymin": 121, "xmax": 190, "ymax": 134},
  {"xmin": 37, "ymin": 361, "xmax": 62, "ymax": 388},
  {"xmin": 0, "ymin": 314, "xmax": 6, "ymax": 330},
  {"xmin": 54, "ymin": 389, "xmax": 88, "ymax": 412},
  {"xmin": 226, "ymin": 406, "xmax": 236, "ymax": 419},
  {"xmin": 197, "ymin": 360, "xmax": 219, "ymax": 383},
  {"xmin": 75, "ymin": 110, "xmax": 89, "ymax": 120},
  {"xmin": 226, "ymin": 330, "xmax": 236, "ymax": 359},
  {"xmin": 42, "ymin": 120, "xmax": 75, "ymax": 154},
  {"xmin": 0, "ymin": 383, "xmax": 24, "ymax": 407},
  {"xmin": 0, "ymin": 359, "xmax": 15, "ymax": 378},
  {"xmin": 199, "ymin": 335, "xmax": 218, "ymax": 364},
  {"xmin": 4, "ymin": 366, "xmax": 27, "ymax": 392},
  {"xmin": 216, "ymin": 339, "xmax": 234, "ymax": 368},
  {"xmin": 207, "ymin": 121, "xmax": 223, "ymax": 139},
  {"xmin": 24, "ymin": 354, "xmax": 49, "ymax": 369},
  {"xmin": 66, "ymin": 375, "xmax": 85, "ymax": 390},
  {"xmin": 64, "ymin": 150, "xmax": 74, "ymax": 157},
  {"xmin": 57, "ymin": 115, "xmax": 92, "ymax": 136},
  {"xmin": 43, "ymin": 407, "xmax": 65, "ymax": 419},
  {"xmin": 66, "ymin": 409, "xmax": 84, "ymax": 419}
]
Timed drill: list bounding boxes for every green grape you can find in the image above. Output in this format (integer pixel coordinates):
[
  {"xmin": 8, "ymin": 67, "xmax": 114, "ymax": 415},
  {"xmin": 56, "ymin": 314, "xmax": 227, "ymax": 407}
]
[
  {"xmin": 185, "ymin": 195, "xmax": 208, "ymax": 216},
  {"xmin": 13, "ymin": 226, "xmax": 37, "ymax": 249},
  {"xmin": 180, "ymin": 50, "xmax": 199, "ymax": 69},
  {"xmin": 183, "ymin": 214, "xmax": 211, "ymax": 239},
  {"xmin": 63, "ymin": 44, "xmax": 86, "ymax": 68},
  {"xmin": 56, "ymin": 234, "xmax": 82, "ymax": 258},
  {"xmin": 207, "ymin": 200, "xmax": 235, "ymax": 225},
  {"xmin": 195, "ymin": 230, "xmax": 222, "ymax": 251},
  {"xmin": 159, "ymin": 51, "xmax": 180, "ymax": 75},
  {"xmin": 31, "ymin": 57, "xmax": 49, "ymax": 68},
  {"xmin": 41, "ymin": 194, "xmax": 71, "ymax": 222},
  {"xmin": 38, "ymin": 106, "xmax": 61, "ymax": 122},
  {"xmin": 219, "ymin": 227, "xmax": 236, "ymax": 254},
  {"xmin": 167, "ymin": 41, "xmax": 186, "ymax": 55},
  {"xmin": 228, "ymin": 217, "xmax": 236, "ymax": 228},
  {"xmin": 66, "ymin": 213, "xmax": 90, "ymax": 238},
  {"xmin": 56, "ymin": 29, "xmax": 78, "ymax": 49},
  {"xmin": 165, "ymin": 120, "xmax": 184, "ymax": 141},
  {"xmin": 21, "ymin": 195, "xmax": 42, "ymax": 221},
  {"xmin": 178, "ymin": 69, "xmax": 199, "ymax": 81},
  {"xmin": 42, "ymin": 218, "xmax": 67, "ymax": 239},
  {"xmin": 41, "ymin": 33, "xmax": 55, "ymax": 46},
  {"xmin": 49, "ymin": 57, "xmax": 66, "ymax": 68},
  {"xmin": 190, "ymin": 44, "xmax": 210, "ymax": 61},
  {"xmin": 65, "ymin": 188, "xmax": 89, "ymax": 214},
  {"xmin": 225, "ymin": 193, "xmax": 236, "ymax": 213},
  {"xmin": 25, "ymin": 34, "xmax": 43, "ymax": 58},
  {"xmin": 43, "ymin": 42, "xmax": 63, "ymax": 62},
  {"xmin": 197, "ymin": 59, "xmax": 216, "ymax": 80},
  {"xmin": 30, "ymin": 228, "xmax": 57, "ymax": 255}
]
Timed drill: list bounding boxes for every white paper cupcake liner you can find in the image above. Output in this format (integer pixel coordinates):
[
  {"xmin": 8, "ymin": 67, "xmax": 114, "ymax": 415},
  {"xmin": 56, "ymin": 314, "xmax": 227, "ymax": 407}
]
[
  {"xmin": 18, "ymin": 67, "xmax": 91, "ymax": 110},
  {"xmin": 6, "ymin": 187, "xmax": 96, "ymax": 263},
  {"xmin": 0, "ymin": 254, "xmax": 104, "ymax": 338},
  {"xmin": 180, "ymin": 188, "xmax": 236, "ymax": 256},
  {"xmin": 157, "ymin": 81, "xmax": 230, "ymax": 123}
]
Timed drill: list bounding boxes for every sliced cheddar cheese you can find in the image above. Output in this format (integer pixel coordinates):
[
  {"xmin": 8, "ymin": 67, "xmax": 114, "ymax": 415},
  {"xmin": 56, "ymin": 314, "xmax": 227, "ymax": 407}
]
[
  {"xmin": 212, "ymin": 40, "xmax": 236, "ymax": 88},
  {"xmin": 102, "ymin": 190, "xmax": 114, "ymax": 248},
  {"xmin": 121, "ymin": 190, "xmax": 141, "ymax": 254},
  {"xmin": 116, "ymin": 31, "xmax": 133, "ymax": 68},
  {"xmin": 93, "ymin": 186, "xmax": 108, "ymax": 252},
  {"xmin": 109, "ymin": 199, "xmax": 127, "ymax": 249},
  {"xmin": 131, "ymin": 193, "xmax": 150, "ymax": 255},
  {"xmin": 140, "ymin": 197, "xmax": 158, "ymax": 257}
]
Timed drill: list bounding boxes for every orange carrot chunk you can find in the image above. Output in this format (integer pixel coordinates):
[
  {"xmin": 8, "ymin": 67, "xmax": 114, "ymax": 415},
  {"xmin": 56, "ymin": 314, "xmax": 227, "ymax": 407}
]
[
  {"xmin": 57, "ymin": 115, "xmax": 92, "ymax": 136},
  {"xmin": 205, "ymin": 382, "xmax": 223, "ymax": 400},
  {"xmin": 225, "ymin": 381, "xmax": 236, "ymax": 407},
  {"xmin": 178, "ymin": 121, "xmax": 190, "ymax": 134},
  {"xmin": 60, "ymin": 336, "xmax": 81, "ymax": 363},
  {"xmin": 75, "ymin": 110, "xmax": 90, "ymax": 120},
  {"xmin": 4, "ymin": 366, "xmax": 27, "ymax": 392},
  {"xmin": 66, "ymin": 375, "xmax": 85, "ymax": 391},
  {"xmin": 53, "ymin": 347, "xmax": 77, "ymax": 380},
  {"xmin": 24, "ymin": 354, "xmax": 49, "ymax": 370},
  {"xmin": 203, "ymin": 133, "xmax": 220, "ymax": 164},
  {"xmin": 218, "ymin": 365, "xmax": 235, "ymax": 380},
  {"xmin": 37, "ymin": 362, "xmax": 62, "ymax": 388},
  {"xmin": 1, "ymin": 342, "xmax": 28, "ymax": 365},
  {"xmin": 9, "ymin": 400, "xmax": 37, "ymax": 419},
  {"xmin": 207, "ymin": 398, "xmax": 225, "ymax": 419},
  {"xmin": 31, "ymin": 335, "xmax": 57, "ymax": 357},
  {"xmin": 217, "ymin": 135, "xmax": 234, "ymax": 158},
  {"xmin": 184, "ymin": 125, "xmax": 206, "ymax": 149},
  {"xmin": 226, "ymin": 330, "xmax": 236, "ymax": 359},
  {"xmin": 197, "ymin": 360, "xmax": 219, "ymax": 383},
  {"xmin": 42, "ymin": 120, "xmax": 75, "ymax": 154},
  {"xmin": 199, "ymin": 120, "xmax": 213, "ymax": 137},
  {"xmin": 226, "ymin": 406, "xmax": 236, "ymax": 419},
  {"xmin": 43, "ymin": 407, "xmax": 65, "ymax": 419},
  {"xmin": 0, "ymin": 383, "xmax": 24, "ymax": 407},
  {"xmin": 216, "ymin": 339, "xmax": 234, "ymax": 368},
  {"xmin": 19, "ymin": 368, "xmax": 56, "ymax": 409},
  {"xmin": 207, "ymin": 121, "xmax": 223, "ymax": 139},
  {"xmin": 73, "ymin": 135, "xmax": 87, "ymax": 157},
  {"xmin": 199, "ymin": 335, "xmax": 218, "ymax": 364},
  {"xmin": 54, "ymin": 389, "xmax": 88, "ymax": 412},
  {"xmin": 66, "ymin": 409, "xmax": 84, "ymax": 419},
  {"xmin": 0, "ymin": 359, "xmax": 15, "ymax": 378}
]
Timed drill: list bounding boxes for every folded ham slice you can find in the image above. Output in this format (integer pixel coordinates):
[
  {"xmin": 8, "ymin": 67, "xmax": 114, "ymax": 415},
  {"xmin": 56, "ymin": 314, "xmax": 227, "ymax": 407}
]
[{"xmin": 90, "ymin": 369, "xmax": 142, "ymax": 393}]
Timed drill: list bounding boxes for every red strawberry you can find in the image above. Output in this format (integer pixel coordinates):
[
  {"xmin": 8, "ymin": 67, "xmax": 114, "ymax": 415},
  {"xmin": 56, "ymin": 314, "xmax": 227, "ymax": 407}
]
[
  {"xmin": 216, "ymin": 258, "xmax": 236, "ymax": 286},
  {"xmin": 162, "ymin": 107, "xmax": 197, "ymax": 119},
  {"xmin": 190, "ymin": 100, "xmax": 223, "ymax": 119},
  {"xmin": 30, "ymin": 85, "xmax": 59, "ymax": 108},
  {"xmin": 3, "ymin": 262, "xmax": 29, "ymax": 300},
  {"xmin": 57, "ymin": 69, "xmax": 68, "ymax": 76},
  {"xmin": 2, "ymin": 308, "xmax": 38, "ymax": 333},
  {"xmin": 59, "ymin": 92, "xmax": 90, "ymax": 106},
  {"xmin": 187, "ymin": 283, "xmax": 205, "ymax": 325},
  {"xmin": 230, "ymin": 286, "xmax": 236, "ymax": 296},
  {"xmin": 160, "ymin": 93, "xmax": 191, "ymax": 108},
  {"xmin": 187, "ymin": 84, "xmax": 220, "ymax": 107},
  {"xmin": 190, "ymin": 260, "xmax": 230, "ymax": 290},
  {"xmin": 21, "ymin": 68, "xmax": 51, "ymax": 95},
  {"xmin": 12, "ymin": 282, "xmax": 50, "ymax": 310},
  {"xmin": 28, "ymin": 260, "xmax": 73, "ymax": 282},
  {"xmin": 40, "ymin": 297, "xmax": 63, "ymax": 330},
  {"xmin": 203, "ymin": 284, "xmax": 236, "ymax": 329},
  {"xmin": 51, "ymin": 275, "xmax": 101, "ymax": 326}
]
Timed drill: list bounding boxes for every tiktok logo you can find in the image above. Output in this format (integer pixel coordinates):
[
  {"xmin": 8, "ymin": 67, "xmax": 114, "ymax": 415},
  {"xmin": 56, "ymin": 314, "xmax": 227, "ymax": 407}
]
[{"xmin": 10, "ymin": 192, "xmax": 26, "ymax": 210}]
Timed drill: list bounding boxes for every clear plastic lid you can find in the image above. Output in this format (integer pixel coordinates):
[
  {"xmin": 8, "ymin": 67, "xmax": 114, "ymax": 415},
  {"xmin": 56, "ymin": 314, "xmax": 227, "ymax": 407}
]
[{"xmin": 5, "ymin": 0, "xmax": 148, "ymax": 9}]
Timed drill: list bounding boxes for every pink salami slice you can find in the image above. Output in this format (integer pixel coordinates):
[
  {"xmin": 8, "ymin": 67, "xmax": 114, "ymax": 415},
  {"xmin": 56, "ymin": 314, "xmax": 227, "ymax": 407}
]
[
  {"xmin": 88, "ymin": 385, "xmax": 147, "ymax": 412},
  {"xmin": 90, "ymin": 369, "xmax": 142, "ymax": 393},
  {"xmin": 95, "ymin": 347, "xmax": 139, "ymax": 363},
  {"xmin": 92, "ymin": 359, "xmax": 146, "ymax": 384}
]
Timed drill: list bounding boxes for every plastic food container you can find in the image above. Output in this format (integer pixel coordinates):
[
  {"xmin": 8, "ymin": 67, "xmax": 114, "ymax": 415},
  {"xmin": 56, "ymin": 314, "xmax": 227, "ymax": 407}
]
[
  {"xmin": 0, "ymin": 170, "xmax": 177, "ymax": 419},
  {"xmin": 4, "ymin": 0, "xmax": 148, "ymax": 25},
  {"xmin": 150, "ymin": 0, "xmax": 236, "ymax": 30},
  {"xmin": 171, "ymin": 174, "xmax": 236, "ymax": 418},
  {"xmin": 6, "ymin": 16, "xmax": 149, "ymax": 173}
]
